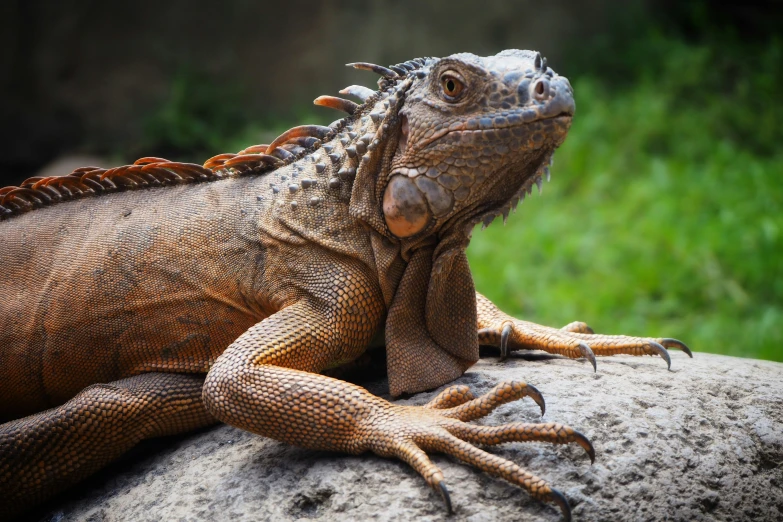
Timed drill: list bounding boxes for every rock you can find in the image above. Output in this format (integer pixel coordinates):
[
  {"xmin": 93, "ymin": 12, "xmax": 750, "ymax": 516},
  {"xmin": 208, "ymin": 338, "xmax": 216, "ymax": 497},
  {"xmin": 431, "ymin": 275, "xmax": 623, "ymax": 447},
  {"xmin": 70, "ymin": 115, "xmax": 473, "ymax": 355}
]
[{"xmin": 26, "ymin": 352, "xmax": 783, "ymax": 522}]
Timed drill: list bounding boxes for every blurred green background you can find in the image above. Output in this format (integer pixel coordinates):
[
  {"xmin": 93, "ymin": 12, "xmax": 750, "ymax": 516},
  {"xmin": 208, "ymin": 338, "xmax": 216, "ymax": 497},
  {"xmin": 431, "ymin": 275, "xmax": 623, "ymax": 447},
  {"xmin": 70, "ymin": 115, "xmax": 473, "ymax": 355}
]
[{"xmin": 1, "ymin": 1, "xmax": 780, "ymax": 361}]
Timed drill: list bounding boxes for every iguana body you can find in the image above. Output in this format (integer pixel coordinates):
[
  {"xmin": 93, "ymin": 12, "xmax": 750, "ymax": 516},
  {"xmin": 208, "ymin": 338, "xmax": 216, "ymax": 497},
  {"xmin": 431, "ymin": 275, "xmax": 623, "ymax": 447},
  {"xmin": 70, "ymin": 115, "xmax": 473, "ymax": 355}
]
[{"xmin": 0, "ymin": 51, "xmax": 689, "ymax": 520}]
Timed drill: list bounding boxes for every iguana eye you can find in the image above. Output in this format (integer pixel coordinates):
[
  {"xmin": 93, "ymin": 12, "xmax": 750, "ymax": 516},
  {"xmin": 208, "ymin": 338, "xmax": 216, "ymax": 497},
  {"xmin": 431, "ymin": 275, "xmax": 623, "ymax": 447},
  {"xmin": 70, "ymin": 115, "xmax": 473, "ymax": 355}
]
[{"xmin": 440, "ymin": 72, "xmax": 465, "ymax": 101}]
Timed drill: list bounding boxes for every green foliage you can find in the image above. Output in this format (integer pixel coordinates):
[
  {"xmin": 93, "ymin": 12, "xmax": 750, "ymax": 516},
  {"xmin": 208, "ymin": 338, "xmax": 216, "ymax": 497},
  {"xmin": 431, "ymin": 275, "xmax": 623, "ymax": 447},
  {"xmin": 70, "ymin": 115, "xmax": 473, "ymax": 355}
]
[
  {"xmin": 141, "ymin": 70, "xmax": 332, "ymax": 160},
  {"xmin": 141, "ymin": 70, "xmax": 246, "ymax": 158},
  {"xmin": 468, "ymin": 39, "xmax": 783, "ymax": 362}
]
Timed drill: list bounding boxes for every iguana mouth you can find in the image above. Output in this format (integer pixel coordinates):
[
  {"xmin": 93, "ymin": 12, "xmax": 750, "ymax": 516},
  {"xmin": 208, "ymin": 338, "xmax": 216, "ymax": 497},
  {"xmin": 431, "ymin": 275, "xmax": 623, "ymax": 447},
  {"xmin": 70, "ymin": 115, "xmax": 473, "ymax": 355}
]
[
  {"xmin": 415, "ymin": 111, "xmax": 572, "ymax": 151},
  {"xmin": 391, "ymin": 114, "xmax": 571, "ymax": 180}
]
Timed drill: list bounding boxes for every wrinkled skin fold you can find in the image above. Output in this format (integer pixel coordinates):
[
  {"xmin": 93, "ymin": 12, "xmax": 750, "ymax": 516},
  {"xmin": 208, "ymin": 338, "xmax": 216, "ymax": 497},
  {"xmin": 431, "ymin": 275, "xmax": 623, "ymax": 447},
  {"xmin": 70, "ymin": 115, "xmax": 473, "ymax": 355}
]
[{"xmin": 0, "ymin": 50, "xmax": 689, "ymax": 521}]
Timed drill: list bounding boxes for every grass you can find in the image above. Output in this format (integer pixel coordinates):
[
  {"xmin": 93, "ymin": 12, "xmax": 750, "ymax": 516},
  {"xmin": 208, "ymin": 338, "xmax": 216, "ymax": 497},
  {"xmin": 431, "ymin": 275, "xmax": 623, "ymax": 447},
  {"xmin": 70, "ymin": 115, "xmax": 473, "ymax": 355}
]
[{"xmin": 468, "ymin": 41, "xmax": 783, "ymax": 362}]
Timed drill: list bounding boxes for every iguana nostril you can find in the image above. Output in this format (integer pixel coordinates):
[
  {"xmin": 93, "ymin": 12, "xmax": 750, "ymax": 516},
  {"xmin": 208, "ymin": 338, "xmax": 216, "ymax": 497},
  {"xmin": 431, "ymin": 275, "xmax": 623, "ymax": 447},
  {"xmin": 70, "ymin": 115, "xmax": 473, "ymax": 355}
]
[{"xmin": 533, "ymin": 79, "xmax": 549, "ymax": 100}]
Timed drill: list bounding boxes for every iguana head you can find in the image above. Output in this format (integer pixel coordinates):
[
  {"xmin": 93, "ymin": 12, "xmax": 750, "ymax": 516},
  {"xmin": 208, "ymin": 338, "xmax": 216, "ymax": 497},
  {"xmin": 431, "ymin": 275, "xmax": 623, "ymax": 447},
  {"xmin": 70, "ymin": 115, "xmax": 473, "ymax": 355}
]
[{"xmin": 376, "ymin": 50, "xmax": 574, "ymax": 240}]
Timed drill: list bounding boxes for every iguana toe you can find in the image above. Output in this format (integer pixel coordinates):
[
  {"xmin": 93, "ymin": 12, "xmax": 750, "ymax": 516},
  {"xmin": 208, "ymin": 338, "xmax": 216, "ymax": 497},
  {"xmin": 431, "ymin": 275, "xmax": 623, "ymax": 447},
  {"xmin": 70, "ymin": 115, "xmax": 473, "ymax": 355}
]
[
  {"xmin": 440, "ymin": 380, "xmax": 546, "ymax": 420},
  {"xmin": 424, "ymin": 384, "xmax": 476, "ymax": 409},
  {"xmin": 445, "ymin": 421, "xmax": 595, "ymax": 463}
]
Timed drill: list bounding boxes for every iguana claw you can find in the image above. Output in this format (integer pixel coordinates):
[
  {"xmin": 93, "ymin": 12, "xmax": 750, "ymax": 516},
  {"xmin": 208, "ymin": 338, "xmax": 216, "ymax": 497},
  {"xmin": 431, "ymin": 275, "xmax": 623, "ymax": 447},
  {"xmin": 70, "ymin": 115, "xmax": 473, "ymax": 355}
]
[
  {"xmin": 546, "ymin": 488, "xmax": 572, "ymax": 522},
  {"xmin": 648, "ymin": 341, "xmax": 671, "ymax": 370},
  {"xmin": 526, "ymin": 383, "xmax": 546, "ymax": 417},
  {"xmin": 438, "ymin": 482, "xmax": 453, "ymax": 514},
  {"xmin": 661, "ymin": 338, "xmax": 693, "ymax": 357},
  {"xmin": 499, "ymin": 323, "xmax": 513, "ymax": 362},
  {"xmin": 572, "ymin": 429, "xmax": 596, "ymax": 464},
  {"xmin": 577, "ymin": 342, "xmax": 597, "ymax": 372}
]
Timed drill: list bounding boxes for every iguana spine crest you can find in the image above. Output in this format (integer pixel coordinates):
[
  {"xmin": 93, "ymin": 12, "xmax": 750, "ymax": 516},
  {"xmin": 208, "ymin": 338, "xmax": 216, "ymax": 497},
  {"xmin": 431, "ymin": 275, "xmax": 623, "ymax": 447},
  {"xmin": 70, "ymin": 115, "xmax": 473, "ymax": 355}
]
[{"xmin": 0, "ymin": 57, "xmax": 431, "ymax": 221}]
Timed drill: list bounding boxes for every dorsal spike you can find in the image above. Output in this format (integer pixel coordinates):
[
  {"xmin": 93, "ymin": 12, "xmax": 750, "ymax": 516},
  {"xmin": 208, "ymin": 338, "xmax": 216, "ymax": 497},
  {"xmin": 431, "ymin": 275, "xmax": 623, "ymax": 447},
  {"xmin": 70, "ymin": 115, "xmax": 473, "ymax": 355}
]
[
  {"xmin": 134, "ymin": 157, "xmax": 171, "ymax": 166},
  {"xmin": 236, "ymin": 144, "xmax": 270, "ymax": 155},
  {"xmin": 110, "ymin": 174, "xmax": 141, "ymax": 188},
  {"xmin": 6, "ymin": 187, "xmax": 47, "ymax": 205},
  {"xmin": 78, "ymin": 171, "xmax": 109, "ymax": 192},
  {"xmin": 389, "ymin": 65, "xmax": 407, "ymax": 76},
  {"xmin": 281, "ymin": 143, "xmax": 307, "ymax": 155},
  {"xmin": 346, "ymin": 62, "xmax": 398, "ymax": 79},
  {"xmin": 265, "ymin": 125, "xmax": 332, "ymax": 155},
  {"xmin": 284, "ymin": 136, "xmax": 322, "ymax": 149},
  {"xmin": 313, "ymin": 95, "xmax": 359, "ymax": 116},
  {"xmin": 270, "ymin": 147, "xmax": 293, "ymax": 160},
  {"xmin": 69, "ymin": 166, "xmax": 103, "ymax": 175},
  {"xmin": 339, "ymin": 85, "xmax": 376, "ymax": 102},
  {"xmin": 221, "ymin": 154, "xmax": 280, "ymax": 172},
  {"xmin": 138, "ymin": 165, "xmax": 182, "ymax": 182},
  {"xmin": 222, "ymin": 154, "xmax": 280, "ymax": 168},
  {"xmin": 203, "ymin": 153, "xmax": 237, "ymax": 170},
  {"xmin": 144, "ymin": 162, "xmax": 212, "ymax": 179},
  {"xmin": 20, "ymin": 177, "xmax": 45, "ymax": 188}
]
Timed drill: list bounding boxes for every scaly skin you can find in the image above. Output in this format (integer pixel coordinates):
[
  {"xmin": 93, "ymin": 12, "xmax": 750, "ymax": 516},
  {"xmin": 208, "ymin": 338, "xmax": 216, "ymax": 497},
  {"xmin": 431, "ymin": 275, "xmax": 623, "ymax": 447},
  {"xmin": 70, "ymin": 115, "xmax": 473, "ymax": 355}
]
[{"xmin": 0, "ymin": 50, "xmax": 688, "ymax": 520}]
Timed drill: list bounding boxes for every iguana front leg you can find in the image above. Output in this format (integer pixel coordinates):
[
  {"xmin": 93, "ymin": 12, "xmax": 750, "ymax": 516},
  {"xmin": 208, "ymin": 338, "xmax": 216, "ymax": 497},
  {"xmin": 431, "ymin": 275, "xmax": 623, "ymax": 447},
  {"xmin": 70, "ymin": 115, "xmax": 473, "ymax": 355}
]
[
  {"xmin": 202, "ymin": 271, "xmax": 592, "ymax": 520},
  {"xmin": 476, "ymin": 293, "xmax": 692, "ymax": 368}
]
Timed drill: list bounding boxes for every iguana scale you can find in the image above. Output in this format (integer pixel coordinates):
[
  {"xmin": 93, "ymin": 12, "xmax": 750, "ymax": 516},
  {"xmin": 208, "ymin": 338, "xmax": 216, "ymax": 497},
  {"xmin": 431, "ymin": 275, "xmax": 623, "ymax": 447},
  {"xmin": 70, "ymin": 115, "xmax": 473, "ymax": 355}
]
[{"xmin": 0, "ymin": 50, "xmax": 690, "ymax": 520}]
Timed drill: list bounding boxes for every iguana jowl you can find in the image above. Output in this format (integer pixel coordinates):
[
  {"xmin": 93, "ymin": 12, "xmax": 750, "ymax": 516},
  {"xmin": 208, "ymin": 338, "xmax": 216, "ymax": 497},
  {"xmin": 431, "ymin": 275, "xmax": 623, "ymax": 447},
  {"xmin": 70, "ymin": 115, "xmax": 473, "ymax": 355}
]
[{"xmin": 0, "ymin": 50, "xmax": 690, "ymax": 520}]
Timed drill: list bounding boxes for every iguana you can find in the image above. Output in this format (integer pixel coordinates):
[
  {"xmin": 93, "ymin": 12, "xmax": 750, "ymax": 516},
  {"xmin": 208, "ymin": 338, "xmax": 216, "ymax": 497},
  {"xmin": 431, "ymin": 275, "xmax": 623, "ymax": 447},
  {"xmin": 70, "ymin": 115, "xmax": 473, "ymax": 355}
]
[{"xmin": 0, "ymin": 50, "xmax": 690, "ymax": 521}]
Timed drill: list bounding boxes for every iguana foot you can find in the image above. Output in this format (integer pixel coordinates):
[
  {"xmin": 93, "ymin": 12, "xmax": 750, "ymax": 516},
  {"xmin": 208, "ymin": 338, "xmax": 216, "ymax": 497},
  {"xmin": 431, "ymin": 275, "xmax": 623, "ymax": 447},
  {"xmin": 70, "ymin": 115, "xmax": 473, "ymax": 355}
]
[
  {"xmin": 369, "ymin": 381, "xmax": 593, "ymax": 520},
  {"xmin": 478, "ymin": 319, "xmax": 692, "ymax": 370}
]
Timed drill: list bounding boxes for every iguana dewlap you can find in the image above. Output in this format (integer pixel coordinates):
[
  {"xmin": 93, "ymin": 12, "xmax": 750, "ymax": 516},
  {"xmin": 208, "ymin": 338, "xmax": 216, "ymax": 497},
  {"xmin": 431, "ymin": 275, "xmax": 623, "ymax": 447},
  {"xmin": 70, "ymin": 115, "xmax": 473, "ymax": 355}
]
[{"xmin": 0, "ymin": 50, "xmax": 690, "ymax": 521}]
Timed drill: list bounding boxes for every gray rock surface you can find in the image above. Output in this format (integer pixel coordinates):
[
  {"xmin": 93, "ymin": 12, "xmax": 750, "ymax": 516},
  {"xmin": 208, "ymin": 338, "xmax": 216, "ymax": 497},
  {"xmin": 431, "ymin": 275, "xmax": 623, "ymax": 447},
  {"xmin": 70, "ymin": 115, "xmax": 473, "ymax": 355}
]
[{"xmin": 28, "ymin": 352, "xmax": 783, "ymax": 522}]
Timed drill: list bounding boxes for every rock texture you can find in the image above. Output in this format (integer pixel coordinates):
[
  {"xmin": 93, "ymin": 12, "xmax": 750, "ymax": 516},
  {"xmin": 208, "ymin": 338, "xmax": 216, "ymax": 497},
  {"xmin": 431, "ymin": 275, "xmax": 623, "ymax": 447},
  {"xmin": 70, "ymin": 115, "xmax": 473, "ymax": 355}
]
[{"xmin": 24, "ymin": 352, "xmax": 783, "ymax": 522}]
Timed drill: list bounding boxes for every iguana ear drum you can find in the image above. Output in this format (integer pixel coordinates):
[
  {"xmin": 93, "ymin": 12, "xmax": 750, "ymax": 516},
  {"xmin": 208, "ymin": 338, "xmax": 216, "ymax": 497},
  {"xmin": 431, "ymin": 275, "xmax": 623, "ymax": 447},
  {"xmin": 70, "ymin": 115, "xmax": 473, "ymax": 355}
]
[{"xmin": 382, "ymin": 175, "xmax": 431, "ymax": 238}]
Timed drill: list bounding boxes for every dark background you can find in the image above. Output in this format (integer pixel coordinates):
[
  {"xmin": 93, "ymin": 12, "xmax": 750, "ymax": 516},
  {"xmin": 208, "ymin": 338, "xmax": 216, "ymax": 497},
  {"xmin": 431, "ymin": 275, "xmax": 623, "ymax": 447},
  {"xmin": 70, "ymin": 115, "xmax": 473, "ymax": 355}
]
[{"xmin": 1, "ymin": 0, "xmax": 781, "ymax": 361}]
